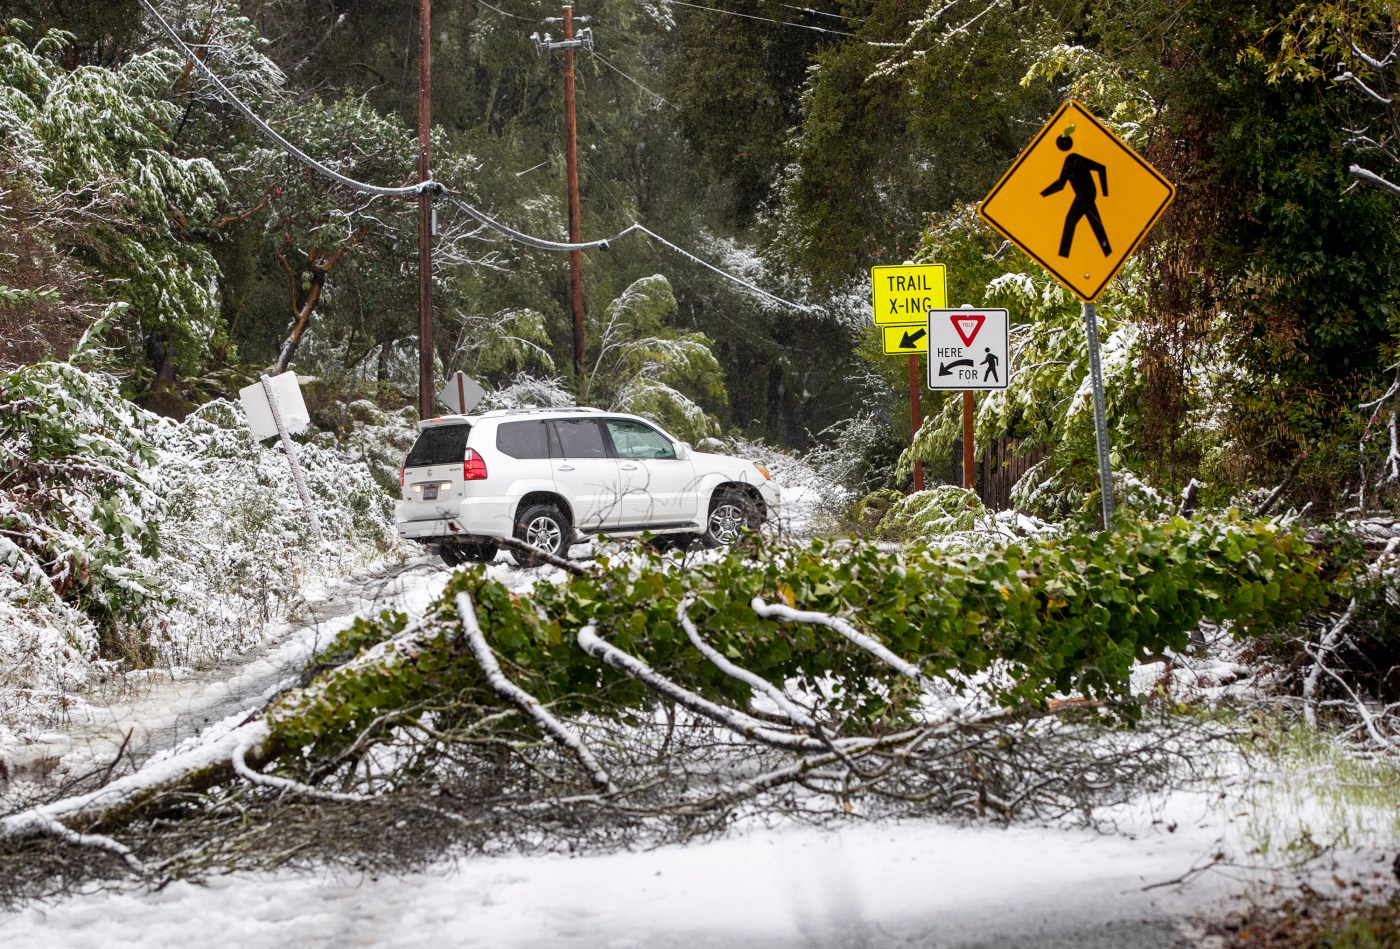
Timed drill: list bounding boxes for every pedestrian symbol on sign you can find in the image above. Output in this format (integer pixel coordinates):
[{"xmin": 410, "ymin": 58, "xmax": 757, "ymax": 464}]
[
  {"xmin": 980, "ymin": 348, "xmax": 1000, "ymax": 384},
  {"xmin": 1040, "ymin": 128, "xmax": 1112, "ymax": 258},
  {"xmin": 976, "ymin": 100, "xmax": 1175, "ymax": 302}
]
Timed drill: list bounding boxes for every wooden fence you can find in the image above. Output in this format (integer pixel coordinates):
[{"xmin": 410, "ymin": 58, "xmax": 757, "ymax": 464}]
[{"xmin": 935, "ymin": 438, "xmax": 1045, "ymax": 511}]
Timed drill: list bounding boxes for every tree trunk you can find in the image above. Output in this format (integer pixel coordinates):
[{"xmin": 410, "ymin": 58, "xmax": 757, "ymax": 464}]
[{"xmin": 273, "ymin": 244, "xmax": 348, "ymax": 375}]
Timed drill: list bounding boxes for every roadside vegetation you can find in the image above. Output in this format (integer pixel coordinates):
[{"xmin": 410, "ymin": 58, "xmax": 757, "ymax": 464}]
[{"xmin": 1, "ymin": 2, "xmax": 1399, "ymax": 941}]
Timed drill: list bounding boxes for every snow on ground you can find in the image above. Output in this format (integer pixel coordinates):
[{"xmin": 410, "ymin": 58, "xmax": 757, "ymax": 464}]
[
  {"xmin": 2, "ymin": 776, "xmax": 1391, "ymax": 949},
  {"xmin": 1, "ymin": 559, "xmax": 451, "ymax": 800}
]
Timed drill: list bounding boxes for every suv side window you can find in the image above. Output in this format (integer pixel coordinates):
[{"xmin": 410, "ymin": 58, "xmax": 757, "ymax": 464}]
[
  {"xmin": 496, "ymin": 420, "xmax": 551, "ymax": 459},
  {"xmin": 551, "ymin": 418, "xmax": 610, "ymax": 458},
  {"xmin": 605, "ymin": 419, "xmax": 676, "ymax": 460}
]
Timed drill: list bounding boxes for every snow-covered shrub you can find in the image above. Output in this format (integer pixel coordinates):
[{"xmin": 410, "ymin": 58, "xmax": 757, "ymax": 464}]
[
  {"xmin": 0, "ymin": 364, "xmax": 405, "ymax": 730},
  {"xmin": 0, "ymin": 363, "xmax": 166, "ymax": 689}
]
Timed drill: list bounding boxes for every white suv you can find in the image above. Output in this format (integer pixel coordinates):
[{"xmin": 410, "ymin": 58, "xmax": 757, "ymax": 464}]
[{"xmin": 395, "ymin": 407, "xmax": 781, "ymax": 564}]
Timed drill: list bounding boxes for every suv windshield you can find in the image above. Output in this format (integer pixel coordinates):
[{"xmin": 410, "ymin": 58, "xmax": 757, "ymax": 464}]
[{"xmin": 405, "ymin": 424, "xmax": 470, "ymax": 467}]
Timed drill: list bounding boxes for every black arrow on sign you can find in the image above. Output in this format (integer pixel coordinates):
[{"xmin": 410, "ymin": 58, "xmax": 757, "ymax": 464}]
[
  {"xmin": 938, "ymin": 358, "xmax": 974, "ymax": 376},
  {"xmin": 899, "ymin": 328, "xmax": 927, "ymax": 349}
]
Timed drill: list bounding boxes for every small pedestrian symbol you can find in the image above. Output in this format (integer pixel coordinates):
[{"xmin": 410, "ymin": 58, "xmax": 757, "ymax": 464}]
[
  {"xmin": 1040, "ymin": 128, "xmax": 1111, "ymax": 258},
  {"xmin": 980, "ymin": 347, "xmax": 999, "ymax": 383}
]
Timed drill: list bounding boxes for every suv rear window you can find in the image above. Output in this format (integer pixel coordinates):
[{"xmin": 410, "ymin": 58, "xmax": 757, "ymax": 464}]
[
  {"xmin": 552, "ymin": 418, "xmax": 610, "ymax": 458},
  {"xmin": 405, "ymin": 424, "xmax": 470, "ymax": 467}
]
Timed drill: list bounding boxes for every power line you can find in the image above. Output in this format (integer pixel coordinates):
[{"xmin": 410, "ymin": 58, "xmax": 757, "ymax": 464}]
[
  {"xmin": 138, "ymin": 0, "xmax": 433, "ymax": 199},
  {"xmin": 662, "ymin": 0, "xmax": 855, "ymax": 37},
  {"xmin": 474, "ymin": 0, "xmax": 535, "ymax": 20},
  {"xmin": 592, "ymin": 51, "xmax": 674, "ymax": 108},
  {"xmin": 773, "ymin": 2, "xmax": 864, "ymax": 24},
  {"xmin": 138, "ymin": 0, "xmax": 811, "ymax": 312},
  {"xmin": 441, "ymin": 194, "xmax": 811, "ymax": 311}
]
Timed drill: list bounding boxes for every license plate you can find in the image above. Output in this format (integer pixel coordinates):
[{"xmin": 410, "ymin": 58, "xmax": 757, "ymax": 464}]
[{"xmin": 423, "ymin": 487, "xmax": 438, "ymax": 501}]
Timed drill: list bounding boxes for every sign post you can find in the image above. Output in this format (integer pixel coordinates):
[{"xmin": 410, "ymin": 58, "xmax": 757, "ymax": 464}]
[
  {"xmin": 238, "ymin": 373, "xmax": 324, "ymax": 544},
  {"xmin": 977, "ymin": 100, "xmax": 1174, "ymax": 529},
  {"xmin": 872, "ymin": 263, "xmax": 947, "ymax": 493},
  {"xmin": 926, "ymin": 308, "xmax": 1011, "ymax": 491}
]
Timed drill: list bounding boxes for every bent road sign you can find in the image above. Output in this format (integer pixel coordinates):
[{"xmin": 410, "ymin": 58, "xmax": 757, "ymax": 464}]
[
  {"xmin": 927, "ymin": 308, "xmax": 1009, "ymax": 390},
  {"xmin": 871, "ymin": 263, "xmax": 947, "ymax": 325},
  {"xmin": 239, "ymin": 371, "xmax": 310, "ymax": 440},
  {"xmin": 881, "ymin": 323, "xmax": 929, "ymax": 355},
  {"xmin": 977, "ymin": 101, "xmax": 1174, "ymax": 302}
]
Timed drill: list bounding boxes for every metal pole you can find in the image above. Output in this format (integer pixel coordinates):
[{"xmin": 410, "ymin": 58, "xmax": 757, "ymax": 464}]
[
  {"xmin": 417, "ymin": 0, "xmax": 434, "ymax": 420},
  {"xmin": 962, "ymin": 390, "xmax": 975, "ymax": 490},
  {"xmin": 563, "ymin": 5, "xmax": 586, "ymax": 384},
  {"xmin": 260, "ymin": 375, "xmax": 324, "ymax": 543},
  {"xmin": 908, "ymin": 353, "xmax": 923, "ymax": 492},
  {"xmin": 1082, "ymin": 302, "xmax": 1115, "ymax": 530}
]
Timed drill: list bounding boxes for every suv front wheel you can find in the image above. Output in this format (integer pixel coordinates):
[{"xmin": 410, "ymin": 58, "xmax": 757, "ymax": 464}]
[
  {"xmin": 513, "ymin": 503, "xmax": 571, "ymax": 563},
  {"xmin": 702, "ymin": 491, "xmax": 758, "ymax": 548}
]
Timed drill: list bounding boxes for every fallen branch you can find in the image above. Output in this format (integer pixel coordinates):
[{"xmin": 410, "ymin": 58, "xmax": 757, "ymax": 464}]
[
  {"xmin": 751, "ymin": 596, "xmax": 966, "ymax": 720},
  {"xmin": 457, "ymin": 591, "xmax": 616, "ymax": 792}
]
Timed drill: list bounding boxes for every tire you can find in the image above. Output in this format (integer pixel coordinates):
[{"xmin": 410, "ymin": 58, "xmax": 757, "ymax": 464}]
[
  {"xmin": 701, "ymin": 491, "xmax": 758, "ymax": 548},
  {"xmin": 512, "ymin": 503, "xmax": 570, "ymax": 564},
  {"xmin": 643, "ymin": 533, "xmax": 699, "ymax": 555},
  {"xmin": 439, "ymin": 542, "xmax": 499, "ymax": 567}
]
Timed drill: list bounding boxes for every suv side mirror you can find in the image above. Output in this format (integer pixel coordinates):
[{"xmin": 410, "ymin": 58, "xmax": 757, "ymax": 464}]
[{"xmin": 675, "ymin": 441, "xmax": 692, "ymax": 460}]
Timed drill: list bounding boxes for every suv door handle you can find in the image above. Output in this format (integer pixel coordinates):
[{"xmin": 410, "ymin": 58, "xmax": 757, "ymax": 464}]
[
  {"xmin": 556, "ymin": 464, "xmax": 575, "ymax": 471},
  {"xmin": 620, "ymin": 464, "xmax": 639, "ymax": 470}
]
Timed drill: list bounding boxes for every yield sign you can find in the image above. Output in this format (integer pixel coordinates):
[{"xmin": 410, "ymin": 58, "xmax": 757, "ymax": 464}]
[
  {"xmin": 977, "ymin": 100, "xmax": 1174, "ymax": 302},
  {"xmin": 950, "ymin": 313, "xmax": 985, "ymax": 347}
]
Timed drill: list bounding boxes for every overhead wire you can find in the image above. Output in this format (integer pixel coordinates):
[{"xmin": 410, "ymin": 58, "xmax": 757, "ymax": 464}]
[
  {"xmin": 138, "ymin": 0, "xmax": 433, "ymax": 199},
  {"xmin": 138, "ymin": 0, "xmax": 813, "ymax": 311},
  {"xmin": 474, "ymin": 0, "xmax": 536, "ymax": 20},
  {"xmin": 661, "ymin": 0, "xmax": 855, "ymax": 37},
  {"xmin": 592, "ymin": 51, "xmax": 674, "ymax": 107}
]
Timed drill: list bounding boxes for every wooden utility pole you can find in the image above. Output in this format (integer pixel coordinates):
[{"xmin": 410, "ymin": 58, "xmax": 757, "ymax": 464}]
[
  {"xmin": 532, "ymin": 8, "xmax": 594, "ymax": 386},
  {"xmin": 562, "ymin": 6, "xmax": 585, "ymax": 383},
  {"xmin": 417, "ymin": 0, "xmax": 434, "ymax": 419}
]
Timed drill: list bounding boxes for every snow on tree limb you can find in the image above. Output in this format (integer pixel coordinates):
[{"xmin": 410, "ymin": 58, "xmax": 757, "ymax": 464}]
[
  {"xmin": 231, "ymin": 730, "xmax": 368, "ymax": 804},
  {"xmin": 677, "ymin": 594, "xmax": 817, "ymax": 732},
  {"xmin": 576, "ymin": 625, "xmax": 826, "ymax": 752},
  {"xmin": 0, "ymin": 721, "xmax": 264, "ymax": 846},
  {"xmin": 749, "ymin": 596, "xmax": 966, "ymax": 720},
  {"xmin": 456, "ymin": 591, "xmax": 616, "ymax": 793},
  {"xmin": 1350, "ymin": 164, "xmax": 1400, "ymax": 197}
]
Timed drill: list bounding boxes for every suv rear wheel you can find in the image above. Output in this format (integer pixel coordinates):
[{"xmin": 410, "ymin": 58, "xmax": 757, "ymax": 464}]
[
  {"xmin": 702, "ymin": 491, "xmax": 758, "ymax": 548},
  {"xmin": 513, "ymin": 503, "xmax": 570, "ymax": 563}
]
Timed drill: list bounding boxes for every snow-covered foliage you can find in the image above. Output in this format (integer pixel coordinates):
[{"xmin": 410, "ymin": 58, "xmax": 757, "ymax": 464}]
[
  {"xmin": 585, "ymin": 275, "xmax": 727, "ymax": 441},
  {"xmin": 0, "ymin": 363, "xmax": 405, "ymax": 741},
  {"xmin": 0, "ymin": 28, "xmax": 227, "ymax": 368}
]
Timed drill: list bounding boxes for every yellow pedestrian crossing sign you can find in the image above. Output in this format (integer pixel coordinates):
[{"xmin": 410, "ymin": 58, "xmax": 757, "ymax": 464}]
[{"xmin": 977, "ymin": 101, "xmax": 1174, "ymax": 302}]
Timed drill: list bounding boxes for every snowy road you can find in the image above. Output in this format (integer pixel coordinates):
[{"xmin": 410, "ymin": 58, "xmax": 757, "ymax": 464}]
[
  {"xmin": 7, "ymin": 557, "xmax": 453, "ymax": 790},
  {"xmin": 1, "ymin": 798, "xmax": 1257, "ymax": 948}
]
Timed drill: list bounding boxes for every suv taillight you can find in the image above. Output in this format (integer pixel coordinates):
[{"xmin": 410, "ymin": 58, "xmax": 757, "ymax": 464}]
[
  {"xmin": 463, "ymin": 448, "xmax": 488, "ymax": 481},
  {"xmin": 399, "ymin": 466, "xmax": 405, "ymax": 487}
]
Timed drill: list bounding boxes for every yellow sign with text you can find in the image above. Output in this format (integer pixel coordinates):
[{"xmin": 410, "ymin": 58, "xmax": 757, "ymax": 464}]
[
  {"xmin": 871, "ymin": 263, "xmax": 947, "ymax": 325},
  {"xmin": 978, "ymin": 101, "xmax": 1174, "ymax": 302}
]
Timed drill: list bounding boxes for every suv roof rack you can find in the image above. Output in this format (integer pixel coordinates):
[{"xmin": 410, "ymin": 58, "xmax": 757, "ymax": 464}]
[{"xmin": 473, "ymin": 405, "xmax": 603, "ymax": 417}]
